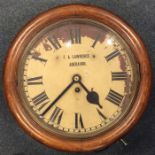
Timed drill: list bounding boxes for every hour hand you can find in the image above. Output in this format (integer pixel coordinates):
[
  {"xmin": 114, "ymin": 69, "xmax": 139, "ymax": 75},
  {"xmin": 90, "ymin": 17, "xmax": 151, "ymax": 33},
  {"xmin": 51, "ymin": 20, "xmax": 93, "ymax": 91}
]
[
  {"xmin": 78, "ymin": 78, "xmax": 102, "ymax": 108},
  {"xmin": 86, "ymin": 88, "xmax": 102, "ymax": 108}
]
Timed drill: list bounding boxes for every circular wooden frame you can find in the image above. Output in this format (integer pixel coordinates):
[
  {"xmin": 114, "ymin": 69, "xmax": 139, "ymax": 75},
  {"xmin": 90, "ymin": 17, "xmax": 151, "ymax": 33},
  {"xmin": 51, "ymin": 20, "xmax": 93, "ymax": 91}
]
[{"xmin": 3, "ymin": 4, "xmax": 152, "ymax": 152}]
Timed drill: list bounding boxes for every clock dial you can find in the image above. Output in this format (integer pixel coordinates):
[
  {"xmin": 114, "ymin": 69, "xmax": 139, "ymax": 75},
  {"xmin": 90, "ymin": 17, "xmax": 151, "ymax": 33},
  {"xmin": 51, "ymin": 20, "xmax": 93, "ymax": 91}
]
[{"xmin": 18, "ymin": 19, "xmax": 139, "ymax": 138}]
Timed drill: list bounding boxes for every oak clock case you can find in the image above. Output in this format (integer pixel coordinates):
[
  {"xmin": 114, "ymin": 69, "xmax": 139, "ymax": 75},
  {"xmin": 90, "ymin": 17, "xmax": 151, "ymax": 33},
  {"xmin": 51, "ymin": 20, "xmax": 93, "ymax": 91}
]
[{"xmin": 3, "ymin": 5, "xmax": 151, "ymax": 152}]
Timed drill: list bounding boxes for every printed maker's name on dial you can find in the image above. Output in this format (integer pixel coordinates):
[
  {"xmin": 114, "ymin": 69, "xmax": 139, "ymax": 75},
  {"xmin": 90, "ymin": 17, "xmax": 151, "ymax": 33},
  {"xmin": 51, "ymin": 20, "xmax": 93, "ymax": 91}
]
[{"xmin": 62, "ymin": 53, "xmax": 95, "ymax": 67}]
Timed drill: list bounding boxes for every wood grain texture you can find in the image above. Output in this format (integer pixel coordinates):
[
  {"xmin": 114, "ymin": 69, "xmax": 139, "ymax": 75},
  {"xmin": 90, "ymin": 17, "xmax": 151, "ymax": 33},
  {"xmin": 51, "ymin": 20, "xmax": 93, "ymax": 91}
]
[{"xmin": 3, "ymin": 4, "xmax": 152, "ymax": 152}]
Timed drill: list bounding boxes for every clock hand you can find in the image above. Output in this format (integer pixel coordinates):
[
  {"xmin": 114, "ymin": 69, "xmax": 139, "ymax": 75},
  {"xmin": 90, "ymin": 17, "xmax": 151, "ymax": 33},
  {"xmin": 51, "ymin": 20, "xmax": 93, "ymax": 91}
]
[
  {"xmin": 40, "ymin": 80, "xmax": 74, "ymax": 116},
  {"xmin": 78, "ymin": 80, "xmax": 102, "ymax": 108},
  {"xmin": 87, "ymin": 88, "xmax": 102, "ymax": 108},
  {"xmin": 78, "ymin": 80, "xmax": 89, "ymax": 94},
  {"xmin": 40, "ymin": 74, "xmax": 81, "ymax": 117}
]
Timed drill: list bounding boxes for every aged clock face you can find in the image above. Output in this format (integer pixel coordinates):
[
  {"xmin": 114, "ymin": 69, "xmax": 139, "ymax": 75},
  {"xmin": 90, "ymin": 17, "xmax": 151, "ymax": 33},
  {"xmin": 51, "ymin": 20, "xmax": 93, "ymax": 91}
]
[
  {"xmin": 18, "ymin": 19, "xmax": 139, "ymax": 138},
  {"xmin": 4, "ymin": 5, "xmax": 151, "ymax": 151}
]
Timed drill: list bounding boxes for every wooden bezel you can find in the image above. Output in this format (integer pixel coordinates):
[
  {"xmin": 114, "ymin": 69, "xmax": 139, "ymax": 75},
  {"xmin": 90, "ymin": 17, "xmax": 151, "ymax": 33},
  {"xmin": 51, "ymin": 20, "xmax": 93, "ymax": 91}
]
[{"xmin": 3, "ymin": 4, "xmax": 152, "ymax": 152}]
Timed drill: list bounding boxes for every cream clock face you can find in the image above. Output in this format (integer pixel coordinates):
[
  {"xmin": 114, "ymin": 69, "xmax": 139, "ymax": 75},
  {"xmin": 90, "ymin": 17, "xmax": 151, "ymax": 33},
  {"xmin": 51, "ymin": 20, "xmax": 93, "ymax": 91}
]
[{"xmin": 18, "ymin": 19, "xmax": 139, "ymax": 138}]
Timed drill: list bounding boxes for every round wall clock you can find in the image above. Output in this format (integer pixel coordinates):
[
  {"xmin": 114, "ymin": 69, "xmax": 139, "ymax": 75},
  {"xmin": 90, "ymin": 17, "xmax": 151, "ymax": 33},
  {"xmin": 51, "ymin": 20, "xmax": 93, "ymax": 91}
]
[{"xmin": 3, "ymin": 4, "xmax": 152, "ymax": 152}]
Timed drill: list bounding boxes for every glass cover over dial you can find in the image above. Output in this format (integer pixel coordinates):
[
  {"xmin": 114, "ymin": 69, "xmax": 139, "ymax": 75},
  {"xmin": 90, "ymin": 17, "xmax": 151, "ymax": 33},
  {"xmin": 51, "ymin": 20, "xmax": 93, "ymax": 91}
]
[{"xmin": 18, "ymin": 19, "xmax": 139, "ymax": 138}]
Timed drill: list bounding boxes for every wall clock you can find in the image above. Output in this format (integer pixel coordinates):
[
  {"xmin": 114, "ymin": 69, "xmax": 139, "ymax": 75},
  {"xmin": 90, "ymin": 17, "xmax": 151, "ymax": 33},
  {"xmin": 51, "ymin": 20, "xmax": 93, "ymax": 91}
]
[{"xmin": 3, "ymin": 4, "xmax": 152, "ymax": 152}]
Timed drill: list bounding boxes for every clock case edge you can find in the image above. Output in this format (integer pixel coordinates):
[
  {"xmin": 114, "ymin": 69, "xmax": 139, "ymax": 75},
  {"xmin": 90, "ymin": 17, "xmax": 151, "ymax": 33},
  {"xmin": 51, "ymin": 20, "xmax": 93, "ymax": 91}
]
[{"xmin": 3, "ymin": 4, "xmax": 152, "ymax": 152}]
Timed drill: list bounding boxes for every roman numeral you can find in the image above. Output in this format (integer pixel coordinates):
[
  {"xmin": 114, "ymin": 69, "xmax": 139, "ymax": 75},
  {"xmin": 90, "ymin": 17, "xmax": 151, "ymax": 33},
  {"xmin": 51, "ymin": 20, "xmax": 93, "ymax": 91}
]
[
  {"xmin": 31, "ymin": 55, "xmax": 47, "ymax": 63},
  {"xmin": 105, "ymin": 50, "xmax": 120, "ymax": 61},
  {"xmin": 106, "ymin": 89, "xmax": 124, "ymax": 105},
  {"xmin": 75, "ymin": 113, "xmax": 84, "ymax": 129},
  {"xmin": 37, "ymin": 102, "xmax": 48, "ymax": 111},
  {"xmin": 43, "ymin": 43, "xmax": 52, "ymax": 51},
  {"xmin": 49, "ymin": 107, "xmax": 63, "ymax": 125},
  {"xmin": 27, "ymin": 76, "xmax": 43, "ymax": 85},
  {"xmin": 42, "ymin": 40, "xmax": 52, "ymax": 51},
  {"xmin": 70, "ymin": 28, "xmax": 81, "ymax": 44},
  {"xmin": 91, "ymin": 35, "xmax": 100, "ymax": 48},
  {"xmin": 30, "ymin": 50, "xmax": 47, "ymax": 63},
  {"xmin": 96, "ymin": 108, "xmax": 107, "ymax": 120},
  {"xmin": 48, "ymin": 36, "xmax": 61, "ymax": 50},
  {"xmin": 32, "ymin": 91, "xmax": 49, "ymax": 106},
  {"xmin": 112, "ymin": 72, "xmax": 128, "ymax": 80}
]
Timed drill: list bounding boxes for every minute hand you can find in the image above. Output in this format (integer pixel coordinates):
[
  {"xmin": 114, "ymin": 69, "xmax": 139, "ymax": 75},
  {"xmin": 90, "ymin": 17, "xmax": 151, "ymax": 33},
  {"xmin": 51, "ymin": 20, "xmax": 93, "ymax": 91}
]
[{"xmin": 41, "ymin": 81, "xmax": 74, "ymax": 116}]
